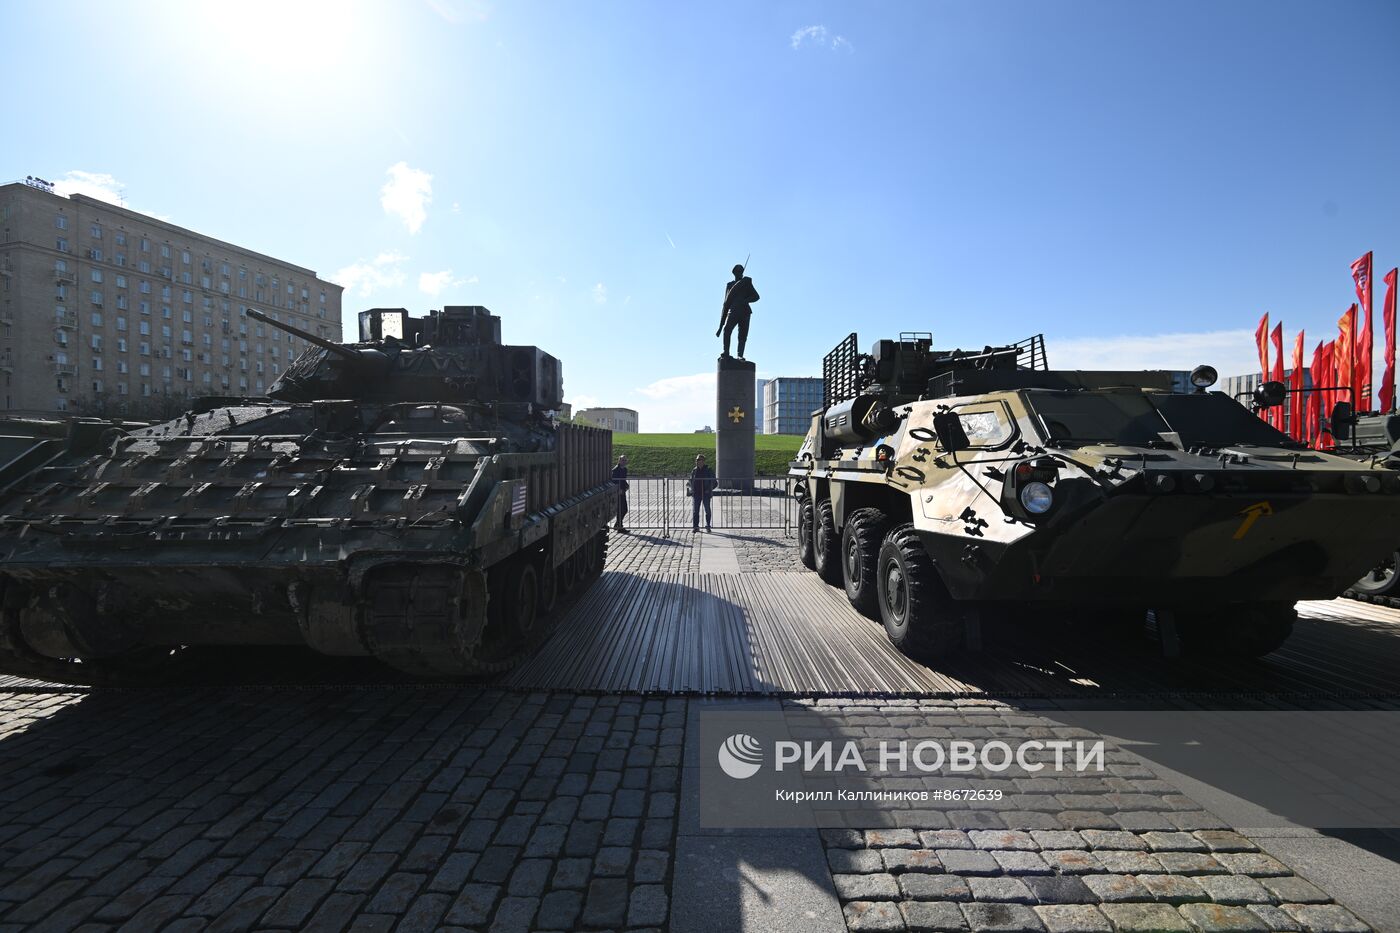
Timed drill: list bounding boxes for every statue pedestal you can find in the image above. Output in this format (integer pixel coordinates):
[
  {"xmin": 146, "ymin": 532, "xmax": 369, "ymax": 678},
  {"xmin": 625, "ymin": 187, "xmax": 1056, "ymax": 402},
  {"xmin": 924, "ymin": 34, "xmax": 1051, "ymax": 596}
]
[{"xmin": 716, "ymin": 356, "xmax": 756, "ymax": 489}]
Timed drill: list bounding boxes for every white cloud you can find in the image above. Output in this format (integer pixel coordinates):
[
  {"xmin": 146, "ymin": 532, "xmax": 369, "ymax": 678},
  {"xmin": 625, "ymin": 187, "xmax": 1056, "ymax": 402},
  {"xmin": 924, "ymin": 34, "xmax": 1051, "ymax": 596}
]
[
  {"xmin": 451, "ymin": 201, "xmax": 462, "ymax": 213},
  {"xmin": 419, "ymin": 269, "xmax": 476, "ymax": 296},
  {"xmin": 633, "ymin": 372, "xmax": 718, "ymax": 432},
  {"xmin": 53, "ymin": 171, "xmax": 125, "ymax": 205},
  {"xmin": 331, "ymin": 251, "xmax": 407, "ymax": 297},
  {"xmin": 51, "ymin": 170, "xmax": 170, "ymax": 220},
  {"xmin": 791, "ymin": 24, "xmax": 852, "ymax": 52},
  {"xmin": 592, "ymin": 282, "xmax": 608, "ymax": 304},
  {"xmin": 1047, "ymin": 329, "xmax": 1259, "ymax": 379},
  {"xmin": 381, "ymin": 162, "xmax": 433, "ymax": 234}
]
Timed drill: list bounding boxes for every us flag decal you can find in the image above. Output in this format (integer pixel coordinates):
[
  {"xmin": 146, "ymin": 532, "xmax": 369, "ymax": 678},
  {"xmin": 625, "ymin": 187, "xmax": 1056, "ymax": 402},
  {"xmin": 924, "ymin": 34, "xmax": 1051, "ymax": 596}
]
[{"xmin": 511, "ymin": 483, "xmax": 527, "ymax": 518}]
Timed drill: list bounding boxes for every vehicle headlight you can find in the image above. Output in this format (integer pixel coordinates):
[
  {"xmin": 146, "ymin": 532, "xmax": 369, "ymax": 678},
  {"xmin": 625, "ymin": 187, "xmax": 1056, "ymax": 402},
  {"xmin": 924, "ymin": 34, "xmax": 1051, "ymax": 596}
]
[{"xmin": 1019, "ymin": 481, "xmax": 1054, "ymax": 514}]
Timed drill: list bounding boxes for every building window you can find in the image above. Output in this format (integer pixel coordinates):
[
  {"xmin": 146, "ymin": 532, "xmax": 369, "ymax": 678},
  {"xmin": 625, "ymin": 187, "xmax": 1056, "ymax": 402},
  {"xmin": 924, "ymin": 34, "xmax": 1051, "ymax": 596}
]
[
  {"xmin": 139, "ymin": 321, "xmax": 150, "ymax": 336},
  {"xmin": 91, "ymin": 335, "xmax": 102, "ymax": 350},
  {"xmin": 90, "ymin": 290, "xmax": 103, "ymax": 306},
  {"xmin": 115, "ymin": 275, "xmax": 126, "ymax": 289},
  {"xmin": 160, "ymin": 245, "xmax": 170, "ymax": 259},
  {"xmin": 55, "ymin": 398, "xmax": 68, "ymax": 411},
  {"xmin": 117, "ymin": 382, "xmax": 127, "ymax": 395},
  {"xmin": 139, "ymin": 301, "xmax": 150, "ymax": 315},
  {"xmin": 93, "ymin": 358, "xmax": 103, "ymax": 372},
  {"xmin": 115, "ymin": 233, "xmax": 126, "ymax": 246},
  {"xmin": 56, "ymin": 238, "xmax": 69, "ymax": 252},
  {"xmin": 55, "ymin": 215, "xmax": 68, "ymax": 230},
  {"xmin": 140, "ymin": 363, "xmax": 151, "ymax": 377},
  {"xmin": 117, "ymin": 316, "xmax": 127, "ymax": 331},
  {"xmin": 88, "ymin": 247, "xmax": 103, "ymax": 261},
  {"xmin": 117, "ymin": 339, "xmax": 127, "ymax": 354},
  {"xmin": 54, "ymin": 259, "xmax": 67, "ymax": 274},
  {"xmin": 90, "ymin": 224, "xmax": 102, "ymax": 238},
  {"xmin": 91, "ymin": 312, "xmax": 103, "ymax": 327},
  {"xmin": 113, "ymin": 253, "xmax": 125, "ymax": 267},
  {"xmin": 91, "ymin": 269, "xmax": 103, "ymax": 283},
  {"xmin": 140, "ymin": 238, "xmax": 149, "ymax": 252},
  {"xmin": 139, "ymin": 343, "xmax": 150, "ymax": 357},
  {"xmin": 181, "ymin": 250, "xmax": 190, "ymax": 264},
  {"xmin": 139, "ymin": 281, "xmax": 151, "ymax": 294},
  {"xmin": 117, "ymin": 360, "xmax": 128, "ymax": 372},
  {"xmin": 139, "ymin": 260, "xmax": 150, "ymax": 273}
]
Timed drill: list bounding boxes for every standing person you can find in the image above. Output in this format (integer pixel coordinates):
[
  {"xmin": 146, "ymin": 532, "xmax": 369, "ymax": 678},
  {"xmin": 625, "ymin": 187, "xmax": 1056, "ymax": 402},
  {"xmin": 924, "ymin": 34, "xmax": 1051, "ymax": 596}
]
[
  {"xmin": 715, "ymin": 264, "xmax": 760, "ymax": 359},
  {"xmin": 612, "ymin": 454, "xmax": 629, "ymax": 533},
  {"xmin": 689, "ymin": 453, "xmax": 716, "ymax": 532}
]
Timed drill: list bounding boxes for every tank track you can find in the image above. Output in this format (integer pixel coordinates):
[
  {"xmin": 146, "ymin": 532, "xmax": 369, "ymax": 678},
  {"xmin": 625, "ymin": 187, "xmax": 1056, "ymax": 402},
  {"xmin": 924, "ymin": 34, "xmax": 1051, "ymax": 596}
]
[
  {"xmin": 1342, "ymin": 589, "xmax": 1400, "ymax": 609},
  {"xmin": 0, "ymin": 532, "xmax": 610, "ymax": 686}
]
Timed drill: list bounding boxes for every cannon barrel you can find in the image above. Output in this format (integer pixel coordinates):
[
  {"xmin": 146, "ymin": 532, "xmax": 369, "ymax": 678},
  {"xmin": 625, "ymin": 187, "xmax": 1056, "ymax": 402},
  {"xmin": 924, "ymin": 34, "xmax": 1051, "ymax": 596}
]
[{"xmin": 245, "ymin": 308, "xmax": 360, "ymax": 360}]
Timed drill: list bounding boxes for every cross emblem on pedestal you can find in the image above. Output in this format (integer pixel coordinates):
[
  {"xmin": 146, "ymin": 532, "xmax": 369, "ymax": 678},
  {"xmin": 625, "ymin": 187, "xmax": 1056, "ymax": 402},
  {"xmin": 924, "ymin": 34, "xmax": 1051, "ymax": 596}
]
[{"xmin": 728, "ymin": 406, "xmax": 746, "ymax": 424}]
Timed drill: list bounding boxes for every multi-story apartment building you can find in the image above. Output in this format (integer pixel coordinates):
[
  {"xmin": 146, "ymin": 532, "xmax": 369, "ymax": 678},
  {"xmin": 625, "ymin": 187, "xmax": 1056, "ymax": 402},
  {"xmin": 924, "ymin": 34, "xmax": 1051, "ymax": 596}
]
[
  {"xmin": 762, "ymin": 376, "xmax": 823, "ymax": 434},
  {"xmin": 0, "ymin": 178, "xmax": 343, "ymax": 417},
  {"xmin": 576, "ymin": 407, "xmax": 639, "ymax": 433}
]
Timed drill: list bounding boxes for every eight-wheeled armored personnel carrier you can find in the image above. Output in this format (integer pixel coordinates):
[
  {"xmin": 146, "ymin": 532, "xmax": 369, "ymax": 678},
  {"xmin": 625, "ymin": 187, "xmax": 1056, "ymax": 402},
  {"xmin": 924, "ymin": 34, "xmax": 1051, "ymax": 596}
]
[
  {"xmin": 0, "ymin": 305, "xmax": 615, "ymax": 683},
  {"xmin": 789, "ymin": 332, "xmax": 1400, "ymax": 660}
]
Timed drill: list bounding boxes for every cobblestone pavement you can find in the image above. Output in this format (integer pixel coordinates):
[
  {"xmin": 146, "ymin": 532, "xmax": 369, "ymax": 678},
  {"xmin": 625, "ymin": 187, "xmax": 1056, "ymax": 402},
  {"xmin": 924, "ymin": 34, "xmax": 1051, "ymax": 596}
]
[
  {"xmin": 606, "ymin": 531, "xmax": 799, "ymax": 575},
  {"xmin": 792, "ymin": 699, "xmax": 1374, "ymax": 933},
  {"xmin": 0, "ymin": 689, "xmax": 684, "ymax": 932},
  {"xmin": 0, "ymin": 688, "xmax": 1382, "ymax": 931}
]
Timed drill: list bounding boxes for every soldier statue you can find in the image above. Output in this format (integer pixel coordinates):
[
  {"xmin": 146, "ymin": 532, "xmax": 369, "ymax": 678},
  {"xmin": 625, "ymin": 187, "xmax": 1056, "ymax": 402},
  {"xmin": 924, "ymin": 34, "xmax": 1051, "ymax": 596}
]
[{"xmin": 716, "ymin": 264, "xmax": 760, "ymax": 359}]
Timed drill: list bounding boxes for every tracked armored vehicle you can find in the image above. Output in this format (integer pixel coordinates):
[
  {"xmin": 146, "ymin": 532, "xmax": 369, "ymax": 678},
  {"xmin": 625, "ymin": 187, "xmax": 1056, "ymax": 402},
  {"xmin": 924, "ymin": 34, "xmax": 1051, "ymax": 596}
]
[
  {"xmin": 0, "ymin": 305, "xmax": 615, "ymax": 683},
  {"xmin": 1326, "ymin": 408, "xmax": 1400, "ymax": 603},
  {"xmin": 789, "ymin": 332, "xmax": 1400, "ymax": 660}
]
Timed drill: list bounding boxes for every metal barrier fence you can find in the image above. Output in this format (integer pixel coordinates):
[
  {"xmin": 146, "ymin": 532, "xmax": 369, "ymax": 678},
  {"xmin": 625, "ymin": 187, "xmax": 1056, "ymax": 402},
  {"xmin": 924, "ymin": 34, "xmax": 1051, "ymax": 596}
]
[{"xmin": 616, "ymin": 476, "xmax": 794, "ymax": 535}]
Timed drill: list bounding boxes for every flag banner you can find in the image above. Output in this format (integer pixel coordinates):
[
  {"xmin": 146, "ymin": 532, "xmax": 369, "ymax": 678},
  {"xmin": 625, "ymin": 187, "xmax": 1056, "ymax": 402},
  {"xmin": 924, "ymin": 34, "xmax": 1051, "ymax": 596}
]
[
  {"xmin": 1307, "ymin": 340, "xmax": 1324, "ymax": 446},
  {"xmin": 1337, "ymin": 306, "xmax": 1356, "ymax": 413},
  {"xmin": 1354, "ymin": 252, "xmax": 1374, "ymax": 412},
  {"xmin": 1270, "ymin": 324, "xmax": 1284, "ymax": 429},
  {"xmin": 1319, "ymin": 341, "xmax": 1336, "ymax": 449},
  {"xmin": 1290, "ymin": 330, "xmax": 1305, "ymax": 442},
  {"xmin": 1255, "ymin": 313, "xmax": 1270, "ymax": 379},
  {"xmin": 1384, "ymin": 268, "xmax": 1398, "ymax": 413}
]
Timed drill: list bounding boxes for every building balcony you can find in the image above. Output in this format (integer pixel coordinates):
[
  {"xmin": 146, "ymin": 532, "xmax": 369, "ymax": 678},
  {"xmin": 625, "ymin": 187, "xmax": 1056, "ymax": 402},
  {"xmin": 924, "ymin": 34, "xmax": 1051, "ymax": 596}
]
[
  {"xmin": 54, "ymin": 272, "xmax": 75, "ymax": 285},
  {"xmin": 0, "ymin": 355, "xmax": 13, "ymax": 373},
  {"xmin": 51, "ymin": 363, "xmax": 77, "ymax": 376},
  {"xmin": 54, "ymin": 311, "xmax": 77, "ymax": 329}
]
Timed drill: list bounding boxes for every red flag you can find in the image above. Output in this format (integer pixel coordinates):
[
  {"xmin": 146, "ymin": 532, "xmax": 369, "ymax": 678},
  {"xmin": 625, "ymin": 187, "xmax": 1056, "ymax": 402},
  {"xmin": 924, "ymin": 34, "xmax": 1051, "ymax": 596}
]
[
  {"xmin": 1270, "ymin": 324, "xmax": 1284, "ymax": 429},
  {"xmin": 1383, "ymin": 268, "xmax": 1398, "ymax": 412},
  {"xmin": 1318, "ymin": 341, "xmax": 1336, "ymax": 449},
  {"xmin": 1307, "ymin": 339, "xmax": 1324, "ymax": 446},
  {"xmin": 1337, "ymin": 305, "xmax": 1356, "ymax": 411},
  {"xmin": 1255, "ymin": 314, "xmax": 1270, "ymax": 379},
  {"xmin": 1354, "ymin": 252, "xmax": 1374, "ymax": 411},
  {"xmin": 1289, "ymin": 330, "xmax": 1305, "ymax": 441}
]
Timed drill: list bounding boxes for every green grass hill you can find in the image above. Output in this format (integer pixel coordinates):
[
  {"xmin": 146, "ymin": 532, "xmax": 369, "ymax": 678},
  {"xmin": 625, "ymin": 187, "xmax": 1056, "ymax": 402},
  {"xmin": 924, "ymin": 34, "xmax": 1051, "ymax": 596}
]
[{"xmin": 610, "ymin": 432, "xmax": 803, "ymax": 476}]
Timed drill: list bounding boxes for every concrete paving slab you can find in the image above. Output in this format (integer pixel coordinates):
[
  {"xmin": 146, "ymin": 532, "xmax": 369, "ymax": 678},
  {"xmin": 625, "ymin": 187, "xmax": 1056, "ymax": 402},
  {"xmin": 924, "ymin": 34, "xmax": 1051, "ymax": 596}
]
[{"xmin": 670, "ymin": 833, "xmax": 845, "ymax": 933}]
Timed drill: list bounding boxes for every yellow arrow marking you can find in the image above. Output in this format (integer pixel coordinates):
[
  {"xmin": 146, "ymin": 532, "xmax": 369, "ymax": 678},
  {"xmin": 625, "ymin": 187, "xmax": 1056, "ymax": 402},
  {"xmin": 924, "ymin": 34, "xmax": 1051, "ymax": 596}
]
[{"xmin": 1233, "ymin": 501, "xmax": 1273, "ymax": 539}]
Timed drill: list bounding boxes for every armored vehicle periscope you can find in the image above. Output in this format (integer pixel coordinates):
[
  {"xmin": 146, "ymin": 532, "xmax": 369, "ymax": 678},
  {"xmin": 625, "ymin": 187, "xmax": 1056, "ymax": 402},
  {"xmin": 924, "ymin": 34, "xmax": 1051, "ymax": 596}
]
[
  {"xmin": 789, "ymin": 332, "xmax": 1400, "ymax": 660},
  {"xmin": 0, "ymin": 305, "xmax": 614, "ymax": 683}
]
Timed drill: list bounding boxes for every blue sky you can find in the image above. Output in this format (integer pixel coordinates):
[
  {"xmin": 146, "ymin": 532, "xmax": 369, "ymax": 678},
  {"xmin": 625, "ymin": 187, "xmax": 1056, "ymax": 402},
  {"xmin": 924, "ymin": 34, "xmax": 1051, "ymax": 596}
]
[{"xmin": 6, "ymin": 0, "xmax": 1398, "ymax": 429}]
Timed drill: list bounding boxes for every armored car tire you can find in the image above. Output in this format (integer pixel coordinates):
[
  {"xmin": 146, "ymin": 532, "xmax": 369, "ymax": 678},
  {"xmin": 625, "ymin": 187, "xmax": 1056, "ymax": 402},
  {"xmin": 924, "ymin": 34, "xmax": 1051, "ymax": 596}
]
[
  {"xmin": 1351, "ymin": 551, "xmax": 1400, "ymax": 598},
  {"xmin": 797, "ymin": 501, "xmax": 817, "ymax": 571},
  {"xmin": 1177, "ymin": 602, "xmax": 1296, "ymax": 658},
  {"xmin": 814, "ymin": 499, "xmax": 843, "ymax": 585},
  {"xmin": 876, "ymin": 523, "xmax": 965, "ymax": 661},
  {"xmin": 842, "ymin": 508, "xmax": 892, "ymax": 618}
]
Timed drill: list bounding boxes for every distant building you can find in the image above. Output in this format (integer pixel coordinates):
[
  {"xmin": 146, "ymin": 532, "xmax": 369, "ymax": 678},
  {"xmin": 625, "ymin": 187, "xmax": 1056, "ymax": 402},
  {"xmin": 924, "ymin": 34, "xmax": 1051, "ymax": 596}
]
[
  {"xmin": 694, "ymin": 425, "xmax": 714, "ymax": 434},
  {"xmin": 0, "ymin": 178, "xmax": 343, "ymax": 417},
  {"xmin": 755, "ymin": 378, "xmax": 768, "ymax": 418},
  {"xmin": 556, "ymin": 402, "xmax": 572, "ymax": 421},
  {"xmin": 1221, "ymin": 369, "xmax": 1313, "ymax": 435},
  {"xmin": 576, "ymin": 406, "xmax": 638, "ymax": 433},
  {"xmin": 762, "ymin": 377, "xmax": 823, "ymax": 435}
]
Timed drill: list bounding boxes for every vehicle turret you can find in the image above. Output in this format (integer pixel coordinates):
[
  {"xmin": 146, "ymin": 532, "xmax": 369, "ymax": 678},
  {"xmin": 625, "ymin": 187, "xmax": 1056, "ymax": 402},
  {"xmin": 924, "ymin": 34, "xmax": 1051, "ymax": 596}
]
[{"xmin": 256, "ymin": 305, "xmax": 563, "ymax": 410}]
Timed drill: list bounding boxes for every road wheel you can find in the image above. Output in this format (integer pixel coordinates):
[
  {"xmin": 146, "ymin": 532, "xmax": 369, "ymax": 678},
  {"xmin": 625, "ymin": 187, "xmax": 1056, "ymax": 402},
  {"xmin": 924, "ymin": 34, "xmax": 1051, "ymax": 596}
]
[
  {"xmin": 538, "ymin": 559, "xmax": 559, "ymax": 616},
  {"xmin": 797, "ymin": 501, "xmax": 816, "ymax": 571},
  {"xmin": 503, "ymin": 559, "xmax": 541, "ymax": 644},
  {"xmin": 1352, "ymin": 552, "xmax": 1400, "ymax": 598},
  {"xmin": 876, "ymin": 523, "xmax": 964, "ymax": 661},
  {"xmin": 842, "ymin": 507, "xmax": 890, "ymax": 617},
  {"xmin": 1178, "ymin": 602, "xmax": 1296, "ymax": 658},
  {"xmin": 814, "ymin": 499, "xmax": 842, "ymax": 585}
]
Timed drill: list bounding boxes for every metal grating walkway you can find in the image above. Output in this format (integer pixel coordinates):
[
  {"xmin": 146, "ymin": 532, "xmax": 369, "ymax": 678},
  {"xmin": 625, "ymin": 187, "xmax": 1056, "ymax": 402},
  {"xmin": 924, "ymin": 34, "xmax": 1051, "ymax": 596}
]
[{"xmin": 505, "ymin": 570, "xmax": 1400, "ymax": 699}]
